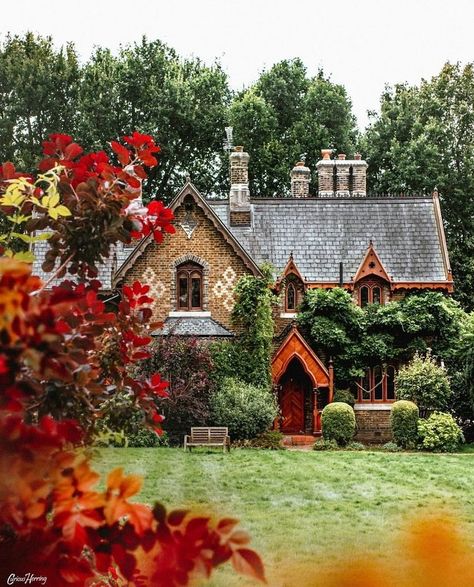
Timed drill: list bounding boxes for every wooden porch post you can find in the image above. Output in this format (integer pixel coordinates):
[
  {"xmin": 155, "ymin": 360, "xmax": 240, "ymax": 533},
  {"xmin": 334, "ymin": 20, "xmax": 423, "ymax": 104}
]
[
  {"xmin": 329, "ymin": 358, "xmax": 334, "ymax": 403},
  {"xmin": 312, "ymin": 387, "xmax": 318, "ymax": 433}
]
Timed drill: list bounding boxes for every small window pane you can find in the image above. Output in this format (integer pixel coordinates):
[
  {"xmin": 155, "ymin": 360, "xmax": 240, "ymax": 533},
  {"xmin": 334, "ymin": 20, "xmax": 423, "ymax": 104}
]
[
  {"xmin": 387, "ymin": 366, "xmax": 396, "ymax": 400},
  {"xmin": 372, "ymin": 287, "xmax": 381, "ymax": 304},
  {"xmin": 178, "ymin": 276, "xmax": 188, "ymax": 308},
  {"xmin": 374, "ymin": 366, "xmax": 383, "ymax": 400},
  {"xmin": 360, "ymin": 286, "xmax": 369, "ymax": 307},
  {"xmin": 191, "ymin": 277, "xmax": 201, "ymax": 308},
  {"xmin": 287, "ymin": 283, "xmax": 296, "ymax": 310},
  {"xmin": 361, "ymin": 369, "xmax": 371, "ymax": 401}
]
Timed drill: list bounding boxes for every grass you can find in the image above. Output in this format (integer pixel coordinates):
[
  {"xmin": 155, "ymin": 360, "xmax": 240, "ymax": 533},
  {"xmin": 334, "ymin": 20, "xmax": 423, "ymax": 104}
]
[{"xmin": 93, "ymin": 448, "xmax": 474, "ymax": 586}]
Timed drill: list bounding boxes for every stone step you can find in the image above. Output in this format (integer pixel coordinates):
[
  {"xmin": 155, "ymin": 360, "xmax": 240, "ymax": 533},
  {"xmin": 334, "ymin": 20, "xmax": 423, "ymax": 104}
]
[{"xmin": 283, "ymin": 435, "xmax": 318, "ymax": 446}]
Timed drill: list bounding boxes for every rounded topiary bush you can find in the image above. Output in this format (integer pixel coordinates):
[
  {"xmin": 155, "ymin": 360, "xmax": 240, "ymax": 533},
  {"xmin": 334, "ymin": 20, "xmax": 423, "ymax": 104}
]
[
  {"xmin": 321, "ymin": 402, "xmax": 356, "ymax": 446},
  {"xmin": 418, "ymin": 412, "xmax": 464, "ymax": 452},
  {"xmin": 210, "ymin": 377, "xmax": 278, "ymax": 441},
  {"xmin": 390, "ymin": 400, "xmax": 419, "ymax": 449}
]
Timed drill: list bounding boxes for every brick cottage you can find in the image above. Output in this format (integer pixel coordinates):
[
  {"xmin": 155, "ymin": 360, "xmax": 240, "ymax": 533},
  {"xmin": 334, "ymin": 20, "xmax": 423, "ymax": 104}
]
[{"xmin": 34, "ymin": 147, "xmax": 453, "ymax": 441}]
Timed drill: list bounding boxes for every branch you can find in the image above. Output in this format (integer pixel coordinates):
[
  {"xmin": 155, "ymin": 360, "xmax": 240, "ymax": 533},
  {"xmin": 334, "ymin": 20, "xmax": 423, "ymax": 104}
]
[{"xmin": 32, "ymin": 252, "xmax": 75, "ymax": 295}]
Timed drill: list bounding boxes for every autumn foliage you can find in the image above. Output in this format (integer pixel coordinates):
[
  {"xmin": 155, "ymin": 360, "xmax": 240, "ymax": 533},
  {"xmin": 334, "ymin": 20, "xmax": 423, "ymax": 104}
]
[{"xmin": 0, "ymin": 134, "xmax": 264, "ymax": 585}]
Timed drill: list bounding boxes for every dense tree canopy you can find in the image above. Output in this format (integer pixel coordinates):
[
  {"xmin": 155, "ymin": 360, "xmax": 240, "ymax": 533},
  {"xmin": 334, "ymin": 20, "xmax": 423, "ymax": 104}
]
[
  {"xmin": 362, "ymin": 63, "xmax": 474, "ymax": 309},
  {"xmin": 230, "ymin": 59, "xmax": 358, "ymax": 196}
]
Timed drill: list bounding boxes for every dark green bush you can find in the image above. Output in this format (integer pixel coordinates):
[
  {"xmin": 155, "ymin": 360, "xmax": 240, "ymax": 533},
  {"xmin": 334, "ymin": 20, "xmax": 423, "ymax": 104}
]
[
  {"xmin": 313, "ymin": 438, "xmax": 339, "ymax": 451},
  {"xmin": 390, "ymin": 400, "xmax": 419, "ymax": 448},
  {"xmin": 418, "ymin": 412, "xmax": 464, "ymax": 452},
  {"xmin": 127, "ymin": 429, "xmax": 169, "ymax": 448},
  {"xmin": 333, "ymin": 388, "xmax": 356, "ymax": 407},
  {"xmin": 232, "ymin": 430, "xmax": 285, "ymax": 450},
  {"xmin": 321, "ymin": 402, "xmax": 356, "ymax": 446},
  {"xmin": 210, "ymin": 377, "xmax": 278, "ymax": 441}
]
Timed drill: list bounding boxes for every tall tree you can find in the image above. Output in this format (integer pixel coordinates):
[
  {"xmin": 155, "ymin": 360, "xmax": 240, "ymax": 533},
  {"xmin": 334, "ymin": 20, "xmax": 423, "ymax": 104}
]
[
  {"xmin": 362, "ymin": 62, "xmax": 474, "ymax": 309},
  {"xmin": 79, "ymin": 38, "xmax": 231, "ymax": 200},
  {"xmin": 0, "ymin": 33, "xmax": 80, "ymax": 170},
  {"xmin": 229, "ymin": 59, "xmax": 358, "ymax": 196}
]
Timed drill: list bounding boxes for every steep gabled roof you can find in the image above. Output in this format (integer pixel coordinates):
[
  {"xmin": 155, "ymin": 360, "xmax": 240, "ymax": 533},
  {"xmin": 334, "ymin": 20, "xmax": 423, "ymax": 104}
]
[
  {"xmin": 353, "ymin": 241, "xmax": 391, "ymax": 283},
  {"xmin": 210, "ymin": 195, "xmax": 453, "ymax": 289},
  {"xmin": 113, "ymin": 182, "xmax": 262, "ymax": 285}
]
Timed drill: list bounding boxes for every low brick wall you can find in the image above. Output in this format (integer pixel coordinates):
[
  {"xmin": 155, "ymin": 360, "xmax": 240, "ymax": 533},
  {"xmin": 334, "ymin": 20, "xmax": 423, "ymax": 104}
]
[{"xmin": 354, "ymin": 405, "xmax": 392, "ymax": 444}]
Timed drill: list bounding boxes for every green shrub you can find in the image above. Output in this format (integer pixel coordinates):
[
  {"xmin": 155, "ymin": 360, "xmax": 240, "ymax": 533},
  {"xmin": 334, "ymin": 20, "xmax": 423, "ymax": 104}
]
[
  {"xmin": 346, "ymin": 441, "xmax": 365, "ymax": 451},
  {"xmin": 382, "ymin": 441, "xmax": 402, "ymax": 452},
  {"xmin": 396, "ymin": 353, "xmax": 451, "ymax": 416},
  {"xmin": 333, "ymin": 388, "xmax": 356, "ymax": 407},
  {"xmin": 210, "ymin": 378, "xmax": 278, "ymax": 441},
  {"xmin": 418, "ymin": 412, "xmax": 464, "ymax": 452},
  {"xmin": 127, "ymin": 430, "xmax": 169, "ymax": 448},
  {"xmin": 321, "ymin": 402, "xmax": 356, "ymax": 446},
  {"xmin": 390, "ymin": 400, "xmax": 419, "ymax": 448},
  {"xmin": 313, "ymin": 438, "xmax": 339, "ymax": 451},
  {"xmin": 232, "ymin": 430, "xmax": 285, "ymax": 450}
]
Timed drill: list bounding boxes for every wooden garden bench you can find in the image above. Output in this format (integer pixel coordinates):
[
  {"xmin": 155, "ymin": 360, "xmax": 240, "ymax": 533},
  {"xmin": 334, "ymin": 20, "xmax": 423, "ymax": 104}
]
[{"xmin": 184, "ymin": 427, "xmax": 230, "ymax": 452}]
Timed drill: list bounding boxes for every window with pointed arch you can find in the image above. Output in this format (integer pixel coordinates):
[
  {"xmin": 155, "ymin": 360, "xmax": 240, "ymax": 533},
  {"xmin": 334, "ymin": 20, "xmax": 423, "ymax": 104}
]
[
  {"xmin": 356, "ymin": 365, "xmax": 396, "ymax": 403},
  {"xmin": 176, "ymin": 262, "xmax": 203, "ymax": 311},
  {"xmin": 286, "ymin": 282, "xmax": 297, "ymax": 311},
  {"xmin": 358, "ymin": 283, "xmax": 384, "ymax": 307}
]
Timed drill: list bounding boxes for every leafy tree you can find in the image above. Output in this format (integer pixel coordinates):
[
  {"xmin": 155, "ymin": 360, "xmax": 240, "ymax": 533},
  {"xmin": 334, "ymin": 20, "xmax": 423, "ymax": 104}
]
[
  {"xmin": 79, "ymin": 37, "xmax": 231, "ymax": 200},
  {"xmin": 395, "ymin": 353, "xmax": 452, "ymax": 417},
  {"xmin": 362, "ymin": 62, "xmax": 474, "ymax": 309},
  {"xmin": 230, "ymin": 59, "xmax": 358, "ymax": 196},
  {"xmin": 0, "ymin": 33, "xmax": 81, "ymax": 171}
]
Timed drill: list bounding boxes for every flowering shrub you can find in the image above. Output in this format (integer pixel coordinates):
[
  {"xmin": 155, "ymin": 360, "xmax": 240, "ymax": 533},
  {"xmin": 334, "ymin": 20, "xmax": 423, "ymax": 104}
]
[
  {"xmin": 418, "ymin": 412, "xmax": 464, "ymax": 452},
  {"xmin": 0, "ymin": 134, "xmax": 264, "ymax": 585}
]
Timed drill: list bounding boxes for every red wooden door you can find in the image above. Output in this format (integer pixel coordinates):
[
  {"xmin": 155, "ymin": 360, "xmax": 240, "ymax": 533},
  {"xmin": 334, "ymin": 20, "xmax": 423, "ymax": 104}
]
[{"xmin": 280, "ymin": 379, "xmax": 305, "ymax": 433}]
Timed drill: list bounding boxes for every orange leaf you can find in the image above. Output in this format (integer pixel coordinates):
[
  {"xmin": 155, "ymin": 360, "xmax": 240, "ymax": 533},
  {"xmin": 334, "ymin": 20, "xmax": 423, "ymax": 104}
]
[{"xmin": 231, "ymin": 548, "xmax": 266, "ymax": 584}]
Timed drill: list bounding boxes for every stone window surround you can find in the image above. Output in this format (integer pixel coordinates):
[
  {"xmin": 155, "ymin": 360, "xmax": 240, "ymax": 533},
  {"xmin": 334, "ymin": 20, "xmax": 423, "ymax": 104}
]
[{"xmin": 170, "ymin": 254, "xmax": 210, "ymax": 312}]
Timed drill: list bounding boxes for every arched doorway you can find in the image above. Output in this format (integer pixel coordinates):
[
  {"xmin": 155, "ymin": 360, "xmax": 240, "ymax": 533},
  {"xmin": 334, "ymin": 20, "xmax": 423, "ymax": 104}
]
[{"xmin": 279, "ymin": 357, "xmax": 313, "ymax": 434}]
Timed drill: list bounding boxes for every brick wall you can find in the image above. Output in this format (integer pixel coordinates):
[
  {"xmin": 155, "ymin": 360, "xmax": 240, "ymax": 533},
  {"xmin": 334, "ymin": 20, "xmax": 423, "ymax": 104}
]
[
  {"xmin": 122, "ymin": 202, "xmax": 252, "ymax": 330},
  {"xmin": 355, "ymin": 408, "xmax": 393, "ymax": 443}
]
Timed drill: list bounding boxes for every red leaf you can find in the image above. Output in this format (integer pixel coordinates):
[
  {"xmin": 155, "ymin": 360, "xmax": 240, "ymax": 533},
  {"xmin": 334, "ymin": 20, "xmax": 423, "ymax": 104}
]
[
  {"xmin": 231, "ymin": 548, "xmax": 266, "ymax": 583},
  {"xmin": 111, "ymin": 141, "xmax": 131, "ymax": 166},
  {"xmin": 65, "ymin": 142, "xmax": 83, "ymax": 160},
  {"xmin": 2, "ymin": 162, "xmax": 16, "ymax": 179}
]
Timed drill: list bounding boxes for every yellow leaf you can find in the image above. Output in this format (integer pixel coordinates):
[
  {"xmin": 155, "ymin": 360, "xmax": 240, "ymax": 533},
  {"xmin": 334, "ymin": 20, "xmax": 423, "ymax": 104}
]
[
  {"xmin": 48, "ymin": 208, "xmax": 58, "ymax": 220},
  {"xmin": 41, "ymin": 195, "xmax": 50, "ymax": 208},
  {"xmin": 12, "ymin": 251, "xmax": 35, "ymax": 262},
  {"xmin": 55, "ymin": 205, "xmax": 71, "ymax": 217},
  {"xmin": 48, "ymin": 190, "xmax": 60, "ymax": 208}
]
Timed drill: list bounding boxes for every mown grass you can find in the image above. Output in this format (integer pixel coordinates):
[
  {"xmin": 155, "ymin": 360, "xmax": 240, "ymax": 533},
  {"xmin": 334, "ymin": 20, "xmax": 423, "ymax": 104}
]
[{"xmin": 93, "ymin": 448, "xmax": 474, "ymax": 586}]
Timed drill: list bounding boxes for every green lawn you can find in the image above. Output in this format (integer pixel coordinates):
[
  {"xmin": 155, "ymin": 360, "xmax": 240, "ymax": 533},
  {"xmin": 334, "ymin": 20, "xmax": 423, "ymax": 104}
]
[{"xmin": 93, "ymin": 448, "xmax": 474, "ymax": 586}]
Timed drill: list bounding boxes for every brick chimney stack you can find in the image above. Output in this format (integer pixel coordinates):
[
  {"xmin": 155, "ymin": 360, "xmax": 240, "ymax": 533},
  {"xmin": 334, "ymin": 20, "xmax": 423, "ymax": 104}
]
[
  {"xmin": 229, "ymin": 146, "xmax": 251, "ymax": 226},
  {"xmin": 316, "ymin": 150, "xmax": 368, "ymax": 197},
  {"xmin": 290, "ymin": 161, "xmax": 311, "ymax": 197}
]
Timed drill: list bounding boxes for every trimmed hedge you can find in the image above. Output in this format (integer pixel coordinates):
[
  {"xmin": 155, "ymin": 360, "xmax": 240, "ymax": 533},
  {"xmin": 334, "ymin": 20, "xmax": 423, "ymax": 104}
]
[
  {"xmin": 390, "ymin": 400, "xmax": 419, "ymax": 449},
  {"xmin": 333, "ymin": 388, "xmax": 356, "ymax": 408},
  {"xmin": 321, "ymin": 402, "xmax": 356, "ymax": 446},
  {"xmin": 418, "ymin": 412, "xmax": 464, "ymax": 452}
]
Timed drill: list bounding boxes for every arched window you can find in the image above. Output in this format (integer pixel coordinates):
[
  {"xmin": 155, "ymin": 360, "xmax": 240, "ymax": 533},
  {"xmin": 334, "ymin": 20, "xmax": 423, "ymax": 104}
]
[
  {"xmin": 372, "ymin": 286, "xmax": 381, "ymax": 304},
  {"xmin": 357, "ymin": 365, "xmax": 397, "ymax": 403},
  {"xmin": 286, "ymin": 282, "xmax": 296, "ymax": 311},
  {"xmin": 360, "ymin": 286, "xmax": 369, "ymax": 308},
  {"xmin": 386, "ymin": 366, "xmax": 396, "ymax": 400},
  {"xmin": 177, "ymin": 262, "xmax": 203, "ymax": 311},
  {"xmin": 373, "ymin": 365, "xmax": 383, "ymax": 401},
  {"xmin": 358, "ymin": 283, "xmax": 384, "ymax": 307}
]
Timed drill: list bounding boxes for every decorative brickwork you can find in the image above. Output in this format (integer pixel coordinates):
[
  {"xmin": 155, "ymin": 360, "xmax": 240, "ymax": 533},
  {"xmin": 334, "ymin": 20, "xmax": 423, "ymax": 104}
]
[
  {"xmin": 290, "ymin": 162, "xmax": 311, "ymax": 198},
  {"xmin": 121, "ymin": 203, "xmax": 251, "ymax": 330}
]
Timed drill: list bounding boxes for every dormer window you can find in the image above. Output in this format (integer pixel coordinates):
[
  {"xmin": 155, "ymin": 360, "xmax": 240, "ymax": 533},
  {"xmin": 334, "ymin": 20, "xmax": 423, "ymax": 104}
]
[
  {"xmin": 286, "ymin": 282, "xmax": 296, "ymax": 311},
  {"xmin": 359, "ymin": 283, "xmax": 384, "ymax": 307},
  {"xmin": 177, "ymin": 262, "xmax": 203, "ymax": 311}
]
